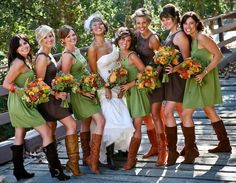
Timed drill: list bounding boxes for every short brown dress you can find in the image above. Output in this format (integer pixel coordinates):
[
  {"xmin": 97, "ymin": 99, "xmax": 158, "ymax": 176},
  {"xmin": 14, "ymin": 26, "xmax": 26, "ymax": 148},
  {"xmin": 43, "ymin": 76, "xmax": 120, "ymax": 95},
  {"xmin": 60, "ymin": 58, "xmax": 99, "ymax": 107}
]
[
  {"xmin": 37, "ymin": 53, "xmax": 71, "ymax": 121},
  {"xmin": 163, "ymin": 30, "xmax": 186, "ymax": 102},
  {"xmin": 135, "ymin": 32, "xmax": 164, "ymax": 104}
]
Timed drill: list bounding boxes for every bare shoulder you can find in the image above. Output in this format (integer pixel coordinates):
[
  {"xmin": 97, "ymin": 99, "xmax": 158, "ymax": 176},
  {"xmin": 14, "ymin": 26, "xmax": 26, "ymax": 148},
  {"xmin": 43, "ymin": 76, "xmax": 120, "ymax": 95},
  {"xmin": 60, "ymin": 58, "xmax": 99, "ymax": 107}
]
[
  {"xmin": 12, "ymin": 58, "xmax": 25, "ymax": 68},
  {"xmin": 129, "ymin": 51, "xmax": 140, "ymax": 62},
  {"xmin": 88, "ymin": 42, "xmax": 97, "ymax": 53},
  {"xmin": 197, "ymin": 33, "xmax": 213, "ymax": 44}
]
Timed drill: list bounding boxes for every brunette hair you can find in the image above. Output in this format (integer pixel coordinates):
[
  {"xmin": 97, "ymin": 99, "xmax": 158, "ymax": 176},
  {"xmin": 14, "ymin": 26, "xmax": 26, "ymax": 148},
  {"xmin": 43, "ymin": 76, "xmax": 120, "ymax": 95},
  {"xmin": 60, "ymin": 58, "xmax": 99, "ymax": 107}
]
[
  {"xmin": 159, "ymin": 4, "xmax": 181, "ymax": 24},
  {"xmin": 90, "ymin": 17, "xmax": 108, "ymax": 34},
  {"xmin": 7, "ymin": 34, "xmax": 32, "ymax": 68},
  {"xmin": 180, "ymin": 11, "xmax": 204, "ymax": 32},
  {"xmin": 58, "ymin": 25, "xmax": 75, "ymax": 39}
]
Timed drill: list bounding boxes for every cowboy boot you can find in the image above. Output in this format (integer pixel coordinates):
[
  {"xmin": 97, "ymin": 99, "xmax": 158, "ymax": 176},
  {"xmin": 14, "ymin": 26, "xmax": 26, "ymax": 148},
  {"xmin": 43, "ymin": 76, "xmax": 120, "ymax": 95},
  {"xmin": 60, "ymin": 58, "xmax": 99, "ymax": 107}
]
[
  {"xmin": 166, "ymin": 126, "xmax": 179, "ymax": 166},
  {"xmin": 143, "ymin": 128, "xmax": 159, "ymax": 158},
  {"xmin": 65, "ymin": 134, "xmax": 84, "ymax": 176},
  {"xmin": 123, "ymin": 137, "xmax": 141, "ymax": 170},
  {"xmin": 180, "ymin": 123, "xmax": 199, "ymax": 156},
  {"xmin": 182, "ymin": 126, "xmax": 199, "ymax": 164},
  {"xmin": 106, "ymin": 143, "xmax": 117, "ymax": 170},
  {"xmin": 155, "ymin": 133, "xmax": 167, "ymax": 166},
  {"xmin": 80, "ymin": 131, "xmax": 91, "ymax": 165},
  {"xmin": 11, "ymin": 145, "xmax": 35, "ymax": 181},
  {"xmin": 208, "ymin": 120, "xmax": 232, "ymax": 153},
  {"xmin": 43, "ymin": 142, "xmax": 70, "ymax": 181},
  {"xmin": 85, "ymin": 134, "xmax": 102, "ymax": 174}
]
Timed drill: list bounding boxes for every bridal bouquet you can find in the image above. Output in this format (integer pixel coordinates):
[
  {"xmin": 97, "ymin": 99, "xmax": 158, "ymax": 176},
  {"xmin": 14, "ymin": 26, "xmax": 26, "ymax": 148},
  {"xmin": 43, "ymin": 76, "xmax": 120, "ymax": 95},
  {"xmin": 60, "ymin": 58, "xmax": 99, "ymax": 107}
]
[
  {"xmin": 153, "ymin": 46, "xmax": 180, "ymax": 83},
  {"xmin": 177, "ymin": 57, "xmax": 203, "ymax": 79},
  {"xmin": 51, "ymin": 72, "xmax": 78, "ymax": 108},
  {"xmin": 136, "ymin": 66, "xmax": 160, "ymax": 92},
  {"xmin": 79, "ymin": 73, "xmax": 104, "ymax": 94},
  {"xmin": 22, "ymin": 78, "xmax": 51, "ymax": 108},
  {"xmin": 105, "ymin": 66, "xmax": 128, "ymax": 89}
]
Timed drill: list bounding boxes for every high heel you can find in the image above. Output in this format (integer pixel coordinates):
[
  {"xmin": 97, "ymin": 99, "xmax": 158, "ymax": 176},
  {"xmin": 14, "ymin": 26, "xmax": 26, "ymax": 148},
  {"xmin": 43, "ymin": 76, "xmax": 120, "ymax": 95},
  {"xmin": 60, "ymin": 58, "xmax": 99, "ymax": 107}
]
[{"xmin": 11, "ymin": 145, "xmax": 35, "ymax": 181}]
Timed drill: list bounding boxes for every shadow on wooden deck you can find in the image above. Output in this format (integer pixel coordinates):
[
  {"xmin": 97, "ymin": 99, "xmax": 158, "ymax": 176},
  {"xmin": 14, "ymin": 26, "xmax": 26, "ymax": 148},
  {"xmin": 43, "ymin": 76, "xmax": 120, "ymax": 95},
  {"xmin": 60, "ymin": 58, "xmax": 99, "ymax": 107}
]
[{"xmin": 0, "ymin": 77, "xmax": 236, "ymax": 183}]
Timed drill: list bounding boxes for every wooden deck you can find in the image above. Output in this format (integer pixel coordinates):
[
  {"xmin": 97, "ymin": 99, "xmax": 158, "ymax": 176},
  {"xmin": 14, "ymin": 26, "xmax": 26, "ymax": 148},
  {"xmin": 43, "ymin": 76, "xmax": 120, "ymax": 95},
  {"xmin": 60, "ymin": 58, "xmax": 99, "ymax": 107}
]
[{"xmin": 0, "ymin": 75, "xmax": 236, "ymax": 183}]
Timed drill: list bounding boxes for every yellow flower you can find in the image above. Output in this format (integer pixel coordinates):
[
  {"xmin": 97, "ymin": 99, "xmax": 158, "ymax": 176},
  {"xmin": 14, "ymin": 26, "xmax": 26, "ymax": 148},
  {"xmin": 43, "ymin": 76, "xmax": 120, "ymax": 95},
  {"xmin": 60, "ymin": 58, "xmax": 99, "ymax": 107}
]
[{"xmin": 109, "ymin": 72, "xmax": 117, "ymax": 83}]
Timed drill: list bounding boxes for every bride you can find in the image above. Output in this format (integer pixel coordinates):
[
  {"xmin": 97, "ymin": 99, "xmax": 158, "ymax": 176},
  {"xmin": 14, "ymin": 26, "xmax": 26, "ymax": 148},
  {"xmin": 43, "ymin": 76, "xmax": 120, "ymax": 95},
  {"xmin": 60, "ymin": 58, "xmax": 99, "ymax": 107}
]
[{"xmin": 85, "ymin": 12, "xmax": 134, "ymax": 169}]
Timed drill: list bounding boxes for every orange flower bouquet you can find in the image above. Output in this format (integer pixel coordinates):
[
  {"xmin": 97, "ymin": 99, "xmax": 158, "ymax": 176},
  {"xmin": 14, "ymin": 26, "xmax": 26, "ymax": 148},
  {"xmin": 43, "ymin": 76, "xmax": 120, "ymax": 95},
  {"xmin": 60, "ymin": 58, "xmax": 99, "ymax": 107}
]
[
  {"xmin": 177, "ymin": 57, "xmax": 203, "ymax": 79},
  {"xmin": 105, "ymin": 66, "xmax": 128, "ymax": 89},
  {"xmin": 22, "ymin": 78, "xmax": 51, "ymax": 108},
  {"xmin": 51, "ymin": 72, "xmax": 78, "ymax": 108},
  {"xmin": 136, "ymin": 65, "xmax": 161, "ymax": 93},
  {"xmin": 153, "ymin": 46, "xmax": 180, "ymax": 83}
]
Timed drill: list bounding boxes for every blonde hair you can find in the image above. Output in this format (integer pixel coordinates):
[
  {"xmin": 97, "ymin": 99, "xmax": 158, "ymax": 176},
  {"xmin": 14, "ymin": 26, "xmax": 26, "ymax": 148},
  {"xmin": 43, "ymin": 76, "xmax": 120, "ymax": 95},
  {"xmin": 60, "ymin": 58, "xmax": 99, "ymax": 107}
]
[
  {"xmin": 35, "ymin": 25, "xmax": 55, "ymax": 44},
  {"xmin": 131, "ymin": 8, "xmax": 152, "ymax": 24}
]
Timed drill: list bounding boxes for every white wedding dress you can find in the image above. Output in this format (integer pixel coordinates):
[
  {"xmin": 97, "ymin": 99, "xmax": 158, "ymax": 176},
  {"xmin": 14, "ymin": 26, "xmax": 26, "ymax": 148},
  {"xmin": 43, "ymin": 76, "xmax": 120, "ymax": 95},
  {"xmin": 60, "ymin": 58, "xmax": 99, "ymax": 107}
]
[{"xmin": 94, "ymin": 47, "xmax": 134, "ymax": 164}]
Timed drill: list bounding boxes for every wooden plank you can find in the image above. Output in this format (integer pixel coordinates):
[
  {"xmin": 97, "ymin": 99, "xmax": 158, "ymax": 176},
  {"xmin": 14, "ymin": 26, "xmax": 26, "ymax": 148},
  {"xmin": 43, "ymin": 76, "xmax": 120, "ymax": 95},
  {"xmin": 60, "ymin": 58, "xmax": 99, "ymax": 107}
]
[
  {"xmin": 217, "ymin": 36, "xmax": 236, "ymax": 48},
  {"xmin": 0, "ymin": 141, "xmax": 13, "ymax": 164},
  {"xmin": 203, "ymin": 10, "xmax": 236, "ymax": 23},
  {"xmin": 218, "ymin": 50, "xmax": 236, "ymax": 69},
  {"xmin": 0, "ymin": 86, "xmax": 8, "ymax": 97},
  {"xmin": 211, "ymin": 21, "xmax": 236, "ymax": 35},
  {"xmin": 0, "ymin": 112, "xmax": 10, "ymax": 126}
]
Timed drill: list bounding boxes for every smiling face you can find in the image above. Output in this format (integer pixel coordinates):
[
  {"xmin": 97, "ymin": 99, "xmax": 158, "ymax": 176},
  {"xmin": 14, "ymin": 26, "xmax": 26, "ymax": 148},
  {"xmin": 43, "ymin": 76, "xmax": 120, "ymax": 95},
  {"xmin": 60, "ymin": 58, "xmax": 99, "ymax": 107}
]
[
  {"xmin": 135, "ymin": 16, "xmax": 150, "ymax": 34},
  {"xmin": 17, "ymin": 38, "xmax": 30, "ymax": 58},
  {"xmin": 182, "ymin": 17, "xmax": 198, "ymax": 37},
  {"xmin": 90, "ymin": 20, "xmax": 106, "ymax": 35},
  {"xmin": 161, "ymin": 16, "xmax": 177, "ymax": 31},
  {"xmin": 62, "ymin": 30, "xmax": 77, "ymax": 47},
  {"xmin": 118, "ymin": 35, "xmax": 132, "ymax": 51},
  {"xmin": 40, "ymin": 32, "xmax": 55, "ymax": 49}
]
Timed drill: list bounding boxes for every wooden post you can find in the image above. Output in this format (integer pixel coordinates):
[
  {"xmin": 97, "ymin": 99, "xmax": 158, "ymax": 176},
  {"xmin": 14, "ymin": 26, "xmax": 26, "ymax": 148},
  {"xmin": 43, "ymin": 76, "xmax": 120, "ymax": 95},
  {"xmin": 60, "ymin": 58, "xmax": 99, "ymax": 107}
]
[{"xmin": 217, "ymin": 17, "xmax": 224, "ymax": 42}]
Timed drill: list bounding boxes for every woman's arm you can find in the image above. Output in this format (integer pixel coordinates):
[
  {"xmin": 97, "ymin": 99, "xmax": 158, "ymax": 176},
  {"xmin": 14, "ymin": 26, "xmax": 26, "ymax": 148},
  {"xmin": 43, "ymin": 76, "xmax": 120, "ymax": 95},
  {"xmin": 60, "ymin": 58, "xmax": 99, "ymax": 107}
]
[
  {"xmin": 61, "ymin": 53, "xmax": 74, "ymax": 74},
  {"xmin": 88, "ymin": 46, "xmax": 97, "ymax": 73},
  {"xmin": 3, "ymin": 59, "xmax": 24, "ymax": 91},
  {"xmin": 35, "ymin": 54, "xmax": 48, "ymax": 80}
]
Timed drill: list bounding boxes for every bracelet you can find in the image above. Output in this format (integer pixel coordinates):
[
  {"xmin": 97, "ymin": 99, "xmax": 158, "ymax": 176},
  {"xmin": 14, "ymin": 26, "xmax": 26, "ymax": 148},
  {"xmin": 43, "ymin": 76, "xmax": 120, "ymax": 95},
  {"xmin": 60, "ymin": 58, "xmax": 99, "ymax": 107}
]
[
  {"xmin": 204, "ymin": 69, "xmax": 208, "ymax": 75},
  {"xmin": 9, "ymin": 84, "xmax": 15, "ymax": 93}
]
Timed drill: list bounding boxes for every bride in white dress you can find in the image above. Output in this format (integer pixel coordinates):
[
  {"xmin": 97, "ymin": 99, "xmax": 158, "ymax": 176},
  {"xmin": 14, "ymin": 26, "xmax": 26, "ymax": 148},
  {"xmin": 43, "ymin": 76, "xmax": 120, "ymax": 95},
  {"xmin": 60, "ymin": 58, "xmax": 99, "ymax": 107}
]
[{"xmin": 85, "ymin": 12, "xmax": 134, "ymax": 169}]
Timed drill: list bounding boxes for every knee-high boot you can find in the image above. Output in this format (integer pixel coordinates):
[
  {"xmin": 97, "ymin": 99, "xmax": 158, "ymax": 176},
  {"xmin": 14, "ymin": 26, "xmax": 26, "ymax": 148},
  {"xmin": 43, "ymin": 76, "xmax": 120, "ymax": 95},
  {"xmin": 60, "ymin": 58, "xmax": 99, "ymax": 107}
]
[
  {"xmin": 179, "ymin": 123, "xmax": 198, "ymax": 156},
  {"xmin": 80, "ymin": 131, "xmax": 91, "ymax": 164},
  {"xmin": 85, "ymin": 134, "xmax": 102, "ymax": 174},
  {"xmin": 166, "ymin": 126, "xmax": 179, "ymax": 166},
  {"xmin": 123, "ymin": 137, "xmax": 141, "ymax": 170},
  {"xmin": 106, "ymin": 143, "xmax": 117, "ymax": 170},
  {"xmin": 11, "ymin": 145, "xmax": 35, "ymax": 181},
  {"xmin": 65, "ymin": 134, "xmax": 84, "ymax": 176},
  {"xmin": 155, "ymin": 133, "xmax": 167, "ymax": 166},
  {"xmin": 143, "ymin": 128, "xmax": 159, "ymax": 158},
  {"xmin": 182, "ymin": 126, "xmax": 199, "ymax": 164},
  {"xmin": 208, "ymin": 120, "xmax": 232, "ymax": 153},
  {"xmin": 43, "ymin": 142, "xmax": 70, "ymax": 181}
]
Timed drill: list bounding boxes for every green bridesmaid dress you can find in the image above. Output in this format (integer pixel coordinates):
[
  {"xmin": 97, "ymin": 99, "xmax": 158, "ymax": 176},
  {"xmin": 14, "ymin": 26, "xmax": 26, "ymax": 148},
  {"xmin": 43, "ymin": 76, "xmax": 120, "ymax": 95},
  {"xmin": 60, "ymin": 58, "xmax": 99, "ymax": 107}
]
[{"xmin": 183, "ymin": 39, "xmax": 223, "ymax": 108}]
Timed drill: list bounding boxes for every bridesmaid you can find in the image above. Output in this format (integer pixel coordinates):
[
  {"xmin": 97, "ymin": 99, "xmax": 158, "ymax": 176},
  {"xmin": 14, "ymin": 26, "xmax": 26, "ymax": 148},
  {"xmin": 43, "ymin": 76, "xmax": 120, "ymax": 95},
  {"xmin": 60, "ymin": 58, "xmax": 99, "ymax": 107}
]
[
  {"xmin": 180, "ymin": 11, "xmax": 231, "ymax": 163},
  {"xmin": 34, "ymin": 25, "xmax": 83, "ymax": 176},
  {"xmin": 131, "ymin": 8, "xmax": 166, "ymax": 165},
  {"xmin": 159, "ymin": 4, "xmax": 190, "ymax": 165},
  {"xmin": 3, "ymin": 34, "xmax": 69, "ymax": 181},
  {"xmin": 115, "ymin": 27, "xmax": 150, "ymax": 170},
  {"xmin": 59, "ymin": 25, "xmax": 106, "ymax": 174}
]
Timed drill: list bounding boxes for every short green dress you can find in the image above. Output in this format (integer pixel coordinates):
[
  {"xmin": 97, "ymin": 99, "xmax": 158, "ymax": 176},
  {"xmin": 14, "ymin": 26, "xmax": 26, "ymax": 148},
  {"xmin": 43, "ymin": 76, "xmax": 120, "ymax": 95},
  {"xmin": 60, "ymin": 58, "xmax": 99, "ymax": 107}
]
[
  {"xmin": 68, "ymin": 51, "xmax": 101, "ymax": 120},
  {"xmin": 122, "ymin": 52, "xmax": 150, "ymax": 118},
  {"xmin": 183, "ymin": 39, "xmax": 223, "ymax": 108},
  {"xmin": 8, "ymin": 69, "xmax": 45, "ymax": 128}
]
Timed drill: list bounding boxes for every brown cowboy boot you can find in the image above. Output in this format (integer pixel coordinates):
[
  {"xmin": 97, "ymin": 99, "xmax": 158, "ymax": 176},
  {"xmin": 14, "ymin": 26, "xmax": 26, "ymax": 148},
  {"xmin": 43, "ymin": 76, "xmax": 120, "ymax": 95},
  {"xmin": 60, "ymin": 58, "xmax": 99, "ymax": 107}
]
[
  {"xmin": 208, "ymin": 120, "xmax": 232, "ymax": 153},
  {"xmin": 80, "ymin": 131, "xmax": 91, "ymax": 164},
  {"xmin": 143, "ymin": 128, "xmax": 159, "ymax": 158},
  {"xmin": 155, "ymin": 133, "xmax": 167, "ymax": 166},
  {"xmin": 166, "ymin": 126, "xmax": 179, "ymax": 166},
  {"xmin": 180, "ymin": 123, "xmax": 198, "ymax": 156},
  {"xmin": 123, "ymin": 137, "xmax": 141, "ymax": 170},
  {"xmin": 85, "ymin": 134, "xmax": 102, "ymax": 174},
  {"xmin": 182, "ymin": 126, "xmax": 199, "ymax": 164},
  {"xmin": 65, "ymin": 134, "xmax": 84, "ymax": 176}
]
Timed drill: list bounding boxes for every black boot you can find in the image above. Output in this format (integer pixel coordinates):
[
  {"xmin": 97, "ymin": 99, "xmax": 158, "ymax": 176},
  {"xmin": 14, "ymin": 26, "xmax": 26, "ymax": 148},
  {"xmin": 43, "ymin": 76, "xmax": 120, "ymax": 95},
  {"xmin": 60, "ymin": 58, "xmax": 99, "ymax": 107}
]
[
  {"xmin": 11, "ymin": 145, "xmax": 35, "ymax": 181},
  {"xmin": 43, "ymin": 142, "xmax": 70, "ymax": 181},
  {"xmin": 106, "ymin": 143, "xmax": 117, "ymax": 170}
]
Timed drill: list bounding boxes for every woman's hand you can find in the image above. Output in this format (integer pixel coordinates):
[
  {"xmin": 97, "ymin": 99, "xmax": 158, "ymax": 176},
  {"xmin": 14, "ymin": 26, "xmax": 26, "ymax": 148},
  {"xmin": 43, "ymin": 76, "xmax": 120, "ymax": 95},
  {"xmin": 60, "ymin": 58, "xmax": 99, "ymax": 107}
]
[
  {"xmin": 165, "ymin": 64, "xmax": 175, "ymax": 74},
  {"xmin": 82, "ymin": 92, "xmax": 95, "ymax": 99},
  {"xmin": 195, "ymin": 72, "xmax": 206, "ymax": 84},
  {"xmin": 55, "ymin": 91, "xmax": 67, "ymax": 100},
  {"xmin": 105, "ymin": 88, "xmax": 112, "ymax": 100},
  {"xmin": 120, "ymin": 82, "xmax": 132, "ymax": 93}
]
